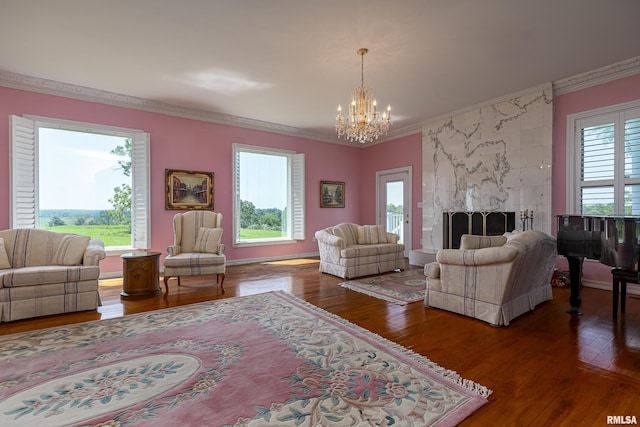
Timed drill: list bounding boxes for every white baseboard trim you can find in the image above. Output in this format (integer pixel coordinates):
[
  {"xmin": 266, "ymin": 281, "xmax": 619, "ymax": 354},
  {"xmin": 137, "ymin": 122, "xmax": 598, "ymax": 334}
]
[
  {"xmin": 225, "ymin": 252, "xmax": 320, "ymax": 266},
  {"xmin": 98, "ymin": 252, "xmax": 321, "ymax": 280},
  {"xmin": 583, "ymin": 279, "xmax": 640, "ymax": 297}
]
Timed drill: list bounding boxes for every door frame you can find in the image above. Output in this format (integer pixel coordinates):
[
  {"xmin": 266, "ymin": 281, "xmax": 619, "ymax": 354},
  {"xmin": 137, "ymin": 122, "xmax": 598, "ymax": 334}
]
[{"xmin": 376, "ymin": 166, "xmax": 412, "ymax": 258}]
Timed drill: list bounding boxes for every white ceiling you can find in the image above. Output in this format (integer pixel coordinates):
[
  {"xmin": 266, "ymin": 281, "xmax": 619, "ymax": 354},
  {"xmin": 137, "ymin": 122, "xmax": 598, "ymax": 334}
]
[{"xmin": 2, "ymin": 0, "xmax": 640, "ymax": 143}]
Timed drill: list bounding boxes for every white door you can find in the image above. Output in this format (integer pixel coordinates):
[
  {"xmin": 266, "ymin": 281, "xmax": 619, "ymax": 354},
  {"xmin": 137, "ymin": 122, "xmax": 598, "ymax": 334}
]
[{"xmin": 376, "ymin": 167, "xmax": 412, "ymax": 258}]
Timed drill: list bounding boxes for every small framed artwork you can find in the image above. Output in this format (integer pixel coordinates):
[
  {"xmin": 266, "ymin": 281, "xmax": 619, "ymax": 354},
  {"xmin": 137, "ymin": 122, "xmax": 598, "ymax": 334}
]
[
  {"xmin": 165, "ymin": 169, "xmax": 214, "ymax": 210},
  {"xmin": 320, "ymin": 181, "xmax": 345, "ymax": 208}
]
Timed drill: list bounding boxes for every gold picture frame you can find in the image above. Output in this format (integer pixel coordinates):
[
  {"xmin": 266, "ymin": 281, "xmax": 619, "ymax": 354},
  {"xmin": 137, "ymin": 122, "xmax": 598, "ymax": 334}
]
[
  {"xmin": 165, "ymin": 169, "xmax": 214, "ymax": 210},
  {"xmin": 320, "ymin": 181, "xmax": 345, "ymax": 208}
]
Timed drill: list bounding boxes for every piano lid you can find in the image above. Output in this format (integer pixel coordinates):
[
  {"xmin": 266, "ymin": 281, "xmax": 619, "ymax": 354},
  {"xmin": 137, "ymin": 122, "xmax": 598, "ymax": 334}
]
[{"xmin": 556, "ymin": 214, "xmax": 640, "ymax": 271}]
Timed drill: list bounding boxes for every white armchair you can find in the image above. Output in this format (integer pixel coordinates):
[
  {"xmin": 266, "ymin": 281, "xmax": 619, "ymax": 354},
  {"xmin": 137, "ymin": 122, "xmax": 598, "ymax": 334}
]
[
  {"xmin": 163, "ymin": 211, "xmax": 226, "ymax": 293},
  {"xmin": 424, "ymin": 230, "xmax": 557, "ymax": 326}
]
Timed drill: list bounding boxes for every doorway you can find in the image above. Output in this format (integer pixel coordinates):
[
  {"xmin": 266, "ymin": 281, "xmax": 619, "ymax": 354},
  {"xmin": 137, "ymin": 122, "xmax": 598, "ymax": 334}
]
[{"xmin": 376, "ymin": 167, "xmax": 412, "ymax": 258}]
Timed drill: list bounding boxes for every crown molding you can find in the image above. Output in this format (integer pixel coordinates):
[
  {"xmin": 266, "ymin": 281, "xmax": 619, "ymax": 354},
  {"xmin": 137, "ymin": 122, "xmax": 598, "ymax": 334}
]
[
  {"xmin": 4, "ymin": 56, "xmax": 637, "ymax": 147},
  {"xmin": 0, "ymin": 69, "xmax": 421, "ymax": 148},
  {"xmin": 421, "ymin": 82, "xmax": 553, "ymax": 127},
  {"xmin": 0, "ymin": 69, "xmax": 338, "ymax": 143},
  {"xmin": 553, "ymin": 56, "xmax": 640, "ymax": 95}
]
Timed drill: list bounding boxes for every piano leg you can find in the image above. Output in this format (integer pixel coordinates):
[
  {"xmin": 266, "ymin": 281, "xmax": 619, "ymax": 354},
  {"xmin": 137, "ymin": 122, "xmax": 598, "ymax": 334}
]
[
  {"xmin": 566, "ymin": 256, "xmax": 583, "ymax": 316},
  {"xmin": 611, "ymin": 268, "xmax": 632, "ymax": 318}
]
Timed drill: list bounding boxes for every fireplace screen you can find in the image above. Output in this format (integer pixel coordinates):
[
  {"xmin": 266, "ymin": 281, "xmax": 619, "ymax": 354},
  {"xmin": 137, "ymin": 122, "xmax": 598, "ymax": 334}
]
[{"xmin": 443, "ymin": 211, "xmax": 516, "ymax": 249}]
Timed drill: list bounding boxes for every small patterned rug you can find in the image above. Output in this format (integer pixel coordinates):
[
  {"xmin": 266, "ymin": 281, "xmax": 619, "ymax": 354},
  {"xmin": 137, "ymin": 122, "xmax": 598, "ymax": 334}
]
[
  {"xmin": 340, "ymin": 269, "xmax": 426, "ymax": 305},
  {"xmin": 0, "ymin": 291, "xmax": 490, "ymax": 426}
]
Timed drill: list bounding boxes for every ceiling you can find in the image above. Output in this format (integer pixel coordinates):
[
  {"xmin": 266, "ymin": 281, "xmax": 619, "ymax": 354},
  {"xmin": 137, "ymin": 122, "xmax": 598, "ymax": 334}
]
[{"xmin": 2, "ymin": 0, "xmax": 640, "ymax": 143}]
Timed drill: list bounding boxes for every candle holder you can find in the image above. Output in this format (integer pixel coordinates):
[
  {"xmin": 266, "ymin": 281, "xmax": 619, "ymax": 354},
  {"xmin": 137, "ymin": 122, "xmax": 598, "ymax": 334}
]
[{"xmin": 521, "ymin": 209, "xmax": 534, "ymax": 231}]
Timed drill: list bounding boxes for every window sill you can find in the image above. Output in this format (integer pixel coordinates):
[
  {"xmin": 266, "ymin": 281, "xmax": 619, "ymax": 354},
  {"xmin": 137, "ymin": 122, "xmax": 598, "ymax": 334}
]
[
  {"xmin": 233, "ymin": 239, "xmax": 298, "ymax": 248},
  {"xmin": 105, "ymin": 247, "xmax": 147, "ymax": 257}
]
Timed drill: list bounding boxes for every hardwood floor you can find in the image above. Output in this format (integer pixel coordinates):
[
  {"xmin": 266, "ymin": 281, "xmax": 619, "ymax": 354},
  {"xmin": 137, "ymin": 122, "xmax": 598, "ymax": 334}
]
[{"xmin": 2, "ymin": 258, "xmax": 640, "ymax": 426}]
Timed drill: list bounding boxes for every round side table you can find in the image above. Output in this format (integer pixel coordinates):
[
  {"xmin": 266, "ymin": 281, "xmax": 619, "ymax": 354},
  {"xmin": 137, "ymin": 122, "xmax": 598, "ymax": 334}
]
[{"xmin": 121, "ymin": 251, "xmax": 162, "ymax": 298}]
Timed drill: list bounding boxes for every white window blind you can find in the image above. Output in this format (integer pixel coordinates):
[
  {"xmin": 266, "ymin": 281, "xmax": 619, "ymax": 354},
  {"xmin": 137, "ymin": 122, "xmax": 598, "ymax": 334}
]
[
  {"xmin": 568, "ymin": 101, "xmax": 640, "ymax": 215},
  {"xmin": 10, "ymin": 115, "xmax": 37, "ymax": 229}
]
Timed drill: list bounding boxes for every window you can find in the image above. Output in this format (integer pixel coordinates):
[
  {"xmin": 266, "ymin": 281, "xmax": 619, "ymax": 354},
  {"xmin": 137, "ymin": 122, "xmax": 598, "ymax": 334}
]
[
  {"xmin": 568, "ymin": 101, "xmax": 640, "ymax": 215},
  {"xmin": 232, "ymin": 144, "xmax": 304, "ymax": 246},
  {"xmin": 10, "ymin": 115, "xmax": 150, "ymax": 250}
]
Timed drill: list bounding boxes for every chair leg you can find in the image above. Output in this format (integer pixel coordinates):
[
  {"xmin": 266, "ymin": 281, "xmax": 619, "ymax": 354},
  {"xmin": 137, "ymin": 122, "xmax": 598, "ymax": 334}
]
[
  {"xmin": 219, "ymin": 273, "xmax": 225, "ymax": 293},
  {"xmin": 621, "ymin": 280, "xmax": 627, "ymax": 314},
  {"xmin": 163, "ymin": 276, "xmax": 182, "ymax": 293},
  {"xmin": 613, "ymin": 273, "xmax": 620, "ymax": 318}
]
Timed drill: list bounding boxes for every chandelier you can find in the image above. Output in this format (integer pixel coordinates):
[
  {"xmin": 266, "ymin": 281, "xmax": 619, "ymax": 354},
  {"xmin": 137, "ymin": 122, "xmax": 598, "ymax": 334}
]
[{"xmin": 336, "ymin": 48, "xmax": 392, "ymax": 144}]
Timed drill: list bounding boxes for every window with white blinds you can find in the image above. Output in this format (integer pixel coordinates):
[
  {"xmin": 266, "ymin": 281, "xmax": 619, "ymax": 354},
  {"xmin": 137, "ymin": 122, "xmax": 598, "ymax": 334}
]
[
  {"xmin": 568, "ymin": 101, "xmax": 640, "ymax": 215},
  {"xmin": 232, "ymin": 144, "xmax": 305, "ymax": 246}
]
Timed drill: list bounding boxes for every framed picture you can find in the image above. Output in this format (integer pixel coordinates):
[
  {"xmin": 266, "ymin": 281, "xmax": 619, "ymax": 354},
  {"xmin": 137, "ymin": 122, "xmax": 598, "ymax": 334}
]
[
  {"xmin": 320, "ymin": 181, "xmax": 345, "ymax": 208},
  {"xmin": 165, "ymin": 169, "xmax": 214, "ymax": 210}
]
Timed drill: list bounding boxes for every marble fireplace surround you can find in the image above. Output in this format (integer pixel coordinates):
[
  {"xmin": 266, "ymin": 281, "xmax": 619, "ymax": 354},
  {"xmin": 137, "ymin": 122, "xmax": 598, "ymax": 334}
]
[{"xmin": 421, "ymin": 83, "xmax": 553, "ymax": 252}]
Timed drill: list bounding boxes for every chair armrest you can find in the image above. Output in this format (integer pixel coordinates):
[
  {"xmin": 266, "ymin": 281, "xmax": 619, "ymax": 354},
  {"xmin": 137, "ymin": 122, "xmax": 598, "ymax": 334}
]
[
  {"xmin": 424, "ymin": 262, "xmax": 440, "ymax": 279},
  {"xmin": 315, "ymin": 230, "xmax": 345, "ymax": 249},
  {"xmin": 436, "ymin": 246, "xmax": 519, "ymax": 266},
  {"xmin": 459, "ymin": 234, "xmax": 507, "ymax": 250},
  {"xmin": 83, "ymin": 238, "xmax": 106, "ymax": 266},
  {"xmin": 167, "ymin": 245, "xmax": 181, "ymax": 256},
  {"xmin": 385, "ymin": 232, "xmax": 400, "ymax": 244},
  {"xmin": 218, "ymin": 243, "xmax": 226, "ymax": 255}
]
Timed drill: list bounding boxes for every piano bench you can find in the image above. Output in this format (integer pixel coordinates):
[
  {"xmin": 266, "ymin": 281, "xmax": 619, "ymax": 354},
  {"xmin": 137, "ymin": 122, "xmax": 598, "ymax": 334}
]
[{"xmin": 611, "ymin": 268, "xmax": 635, "ymax": 318}]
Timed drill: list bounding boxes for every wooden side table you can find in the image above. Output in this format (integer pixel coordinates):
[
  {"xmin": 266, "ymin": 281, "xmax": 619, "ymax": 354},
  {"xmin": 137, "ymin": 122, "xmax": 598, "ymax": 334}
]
[{"xmin": 121, "ymin": 251, "xmax": 162, "ymax": 299}]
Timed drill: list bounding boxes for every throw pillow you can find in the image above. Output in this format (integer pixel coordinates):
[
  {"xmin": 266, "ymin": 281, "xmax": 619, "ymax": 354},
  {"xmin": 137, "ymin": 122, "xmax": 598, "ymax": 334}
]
[
  {"xmin": 193, "ymin": 227, "xmax": 223, "ymax": 253},
  {"xmin": 357, "ymin": 225, "xmax": 387, "ymax": 244},
  {"xmin": 0, "ymin": 237, "xmax": 11, "ymax": 269},
  {"xmin": 52, "ymin": 234, "xmax": 91, "ymax": 266}
]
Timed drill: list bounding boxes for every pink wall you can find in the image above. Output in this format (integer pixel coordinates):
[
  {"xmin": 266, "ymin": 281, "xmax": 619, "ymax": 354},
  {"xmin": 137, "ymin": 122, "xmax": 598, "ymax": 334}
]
[
  {"xmin": 552, "ymin": 73, "xmax": 640, "ymax": 282},
  {"xmin": 360, "ymin": 133, "xmax": 423, "ymax": 250},
  {"xmin": 0, "ymin": 86, "xmax": 380, "ymax": 273}
]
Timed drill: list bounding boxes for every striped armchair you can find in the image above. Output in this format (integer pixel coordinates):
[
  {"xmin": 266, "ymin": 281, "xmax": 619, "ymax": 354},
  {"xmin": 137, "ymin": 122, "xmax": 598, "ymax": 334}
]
[{"xmin": 163, "ymin": 211, "xmax": 226, "ymax": 293}]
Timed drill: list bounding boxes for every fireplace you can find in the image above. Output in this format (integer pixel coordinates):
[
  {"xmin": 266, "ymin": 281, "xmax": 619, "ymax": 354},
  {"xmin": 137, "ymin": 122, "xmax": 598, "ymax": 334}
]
[{"xmin": 443, "ymin": 211, "xmax": 516, "ymax": 249}]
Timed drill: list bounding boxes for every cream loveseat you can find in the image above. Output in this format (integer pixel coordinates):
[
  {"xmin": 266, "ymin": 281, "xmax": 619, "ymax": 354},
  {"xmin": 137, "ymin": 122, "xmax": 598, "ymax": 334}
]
[
  {"xmin": 315, "ymin": 223, "xmax": 405, "ymax": 279},
  {"xmin": 424, "ymin": 230, "xmax": 557, "ymax": 326},
  {"xmin": 0, "ymin": 228, "xmax": 106, "ymax": 322}
]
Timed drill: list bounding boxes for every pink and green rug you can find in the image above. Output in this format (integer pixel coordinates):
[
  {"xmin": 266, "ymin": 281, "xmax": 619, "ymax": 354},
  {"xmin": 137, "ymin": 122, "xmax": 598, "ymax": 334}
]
[
  {"xmin": 0, "ymin": 291, "xmax": 490, "ymax": 426},
  {"xmin": 340, "ymin": 269, "xmax": 426, "ymax": 305}
]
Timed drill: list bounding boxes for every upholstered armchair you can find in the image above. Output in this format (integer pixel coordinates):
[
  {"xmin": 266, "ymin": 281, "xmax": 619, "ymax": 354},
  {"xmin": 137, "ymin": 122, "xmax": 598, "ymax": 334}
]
[
  {"xmin": 424, "ymin": 230, "xmax": 557, "ymax": 326},
  {"xmin": 163, "ymin": 211, "xmax": 226, "ymax": 293}
]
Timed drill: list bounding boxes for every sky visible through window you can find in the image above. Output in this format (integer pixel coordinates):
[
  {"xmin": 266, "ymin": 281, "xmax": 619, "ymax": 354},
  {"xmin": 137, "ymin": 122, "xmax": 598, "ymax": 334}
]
[
  {"xmin": 239, "ymin": 151, "xmax": 287, "ymax": 209},
  {"xmin": 39, "ymin": 128, "xmax": 130, "ymax": 210}
]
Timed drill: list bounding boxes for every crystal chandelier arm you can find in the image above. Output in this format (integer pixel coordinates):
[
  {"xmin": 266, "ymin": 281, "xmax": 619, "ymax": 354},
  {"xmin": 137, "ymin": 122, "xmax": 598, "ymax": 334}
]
[{"xmin": 335, "ymin": 47, "xmax": 392, "ymax": 144}]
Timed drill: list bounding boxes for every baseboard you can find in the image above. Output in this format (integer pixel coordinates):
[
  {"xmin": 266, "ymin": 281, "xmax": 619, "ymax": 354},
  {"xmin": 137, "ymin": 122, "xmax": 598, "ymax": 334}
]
[
  {"xmin": 98, "ymin": 252, "xmax": 321, "ymax": 280},
  {"xmin": 583, "ymin": 279, "xmax": 640, "ymax": 297},
  {"xmin": 225, "ymin": 252, "xmax": 320, "ymax": 266}
]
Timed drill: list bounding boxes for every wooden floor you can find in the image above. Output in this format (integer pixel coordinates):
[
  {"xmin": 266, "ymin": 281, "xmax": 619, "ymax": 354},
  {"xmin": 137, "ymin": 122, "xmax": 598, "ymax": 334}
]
[{"xmin": 2, "ymin": 258, "xmax": 640, "ymax": 426}]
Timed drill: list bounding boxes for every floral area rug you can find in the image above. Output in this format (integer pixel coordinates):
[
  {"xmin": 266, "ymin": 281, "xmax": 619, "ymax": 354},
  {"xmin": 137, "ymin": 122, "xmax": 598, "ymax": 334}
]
[
  {"xmin": 0, "ymin": 291, "xmax": 490, "ymax": 427},
  {"xmin": 340, "ymin": 269, "xmax": 427, "ymax": 305}
]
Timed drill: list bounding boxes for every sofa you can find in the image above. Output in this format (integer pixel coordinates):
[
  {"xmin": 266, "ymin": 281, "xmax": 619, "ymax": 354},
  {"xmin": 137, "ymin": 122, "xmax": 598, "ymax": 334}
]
[
  {"xmin": 315, "ymin": 223, "xmax": 405, "ymax": 279},
  {"xmin": 424, "ymin": 230, "xmax": 557, "ymax": 326},
  {"xmin": 0, "ymin": 228, "xmax": 106, "ymax": 322}
]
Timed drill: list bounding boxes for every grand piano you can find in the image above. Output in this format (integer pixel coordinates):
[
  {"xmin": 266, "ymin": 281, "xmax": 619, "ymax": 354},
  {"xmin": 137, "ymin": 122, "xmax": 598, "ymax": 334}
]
[{"xmin": 556, "ymin": 214, "xmax": 640, "ymax": 316}]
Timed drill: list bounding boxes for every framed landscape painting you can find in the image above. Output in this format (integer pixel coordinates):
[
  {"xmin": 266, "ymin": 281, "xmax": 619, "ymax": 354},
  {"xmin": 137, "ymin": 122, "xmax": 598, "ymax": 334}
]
[
  {"xmin": 165, "ymin": 169, "xmax": 214, "ymax": 210},
  {"xmin": 320, "ymin": 181, "xmax": 345, "ymax": 208}
]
